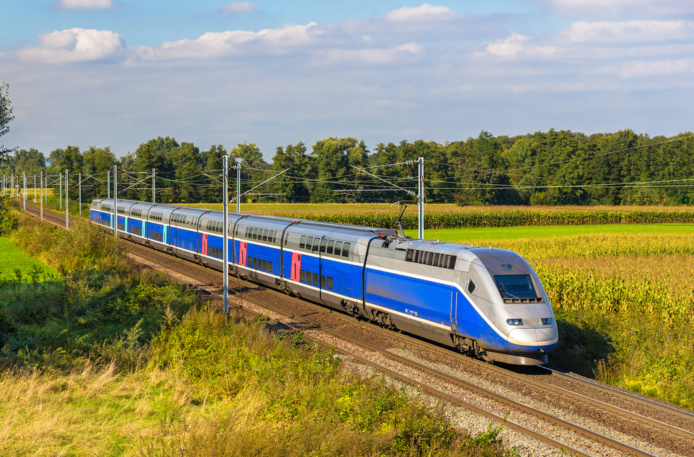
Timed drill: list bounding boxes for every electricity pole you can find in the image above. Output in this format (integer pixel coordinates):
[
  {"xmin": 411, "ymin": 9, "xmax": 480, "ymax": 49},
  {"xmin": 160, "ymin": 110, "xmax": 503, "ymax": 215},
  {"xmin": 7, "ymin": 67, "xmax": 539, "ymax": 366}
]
[
  {"xmin": 40, "ymin": 171, "xmax": 43, "ymax": 221},
  {"xmin": 152, "ymin": 168, "xmax": 156, "ymax": 204},
  {"xmin": 59, "ymin": 173, "xmax": 62, "ymax": 210},
  {"xmin": 23, "ymin": 173, "xmax": 26, "ymax": 211},
  {"xmin": 223, "ymin": 155, "xmax": 229, "ymax": 315},
  {"xmin": 236, "ymin": 159, "xmax": 242, "ymax": 213},
  {"xmin": 34, "ymin": 175, "xmax": 37, "ymax": 203},
  {"xmin": 78, "ymin": 172, "xmax": 82, "ymax": 219},
  {"xmin": 418, "ymin": 157, "xmax": 424, "ymax": 240},
  {"xmin": 113, "ymin": 165, "xmax": 118, "ymax": 241},
  {"xmin": 65, "ymin": 169, "xmax": 69, "ymax": 230},
  {"xmin": 107, "ymin": 170, "xmax": 110, "ymax": 199}
]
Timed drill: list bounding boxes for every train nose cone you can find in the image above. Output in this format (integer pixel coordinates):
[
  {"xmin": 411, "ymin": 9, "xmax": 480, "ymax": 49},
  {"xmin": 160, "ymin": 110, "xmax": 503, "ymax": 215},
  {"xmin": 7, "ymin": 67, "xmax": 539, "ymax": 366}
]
[
  {"xmin": 507, "ymin": 328, "xmax": 538, "ymax": 346},
  {"xmin": 536, "ymin": 326, "xmax": 558, "ymax": 346}
]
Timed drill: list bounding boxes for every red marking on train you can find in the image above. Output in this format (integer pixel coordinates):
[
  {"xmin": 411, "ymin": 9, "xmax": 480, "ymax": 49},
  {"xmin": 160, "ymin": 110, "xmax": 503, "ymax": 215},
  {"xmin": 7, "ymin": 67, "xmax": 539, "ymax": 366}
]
[
  {"xmin": 239, "ymin": 241, "xmax": 247, "ymax": 266},
  {"xmin": 291, "ymin": 252, "xmax": 301, "ymax": 281},
  {"xmin": 202, "ymin": 233, "xmax": 208, "ymax": 256}
]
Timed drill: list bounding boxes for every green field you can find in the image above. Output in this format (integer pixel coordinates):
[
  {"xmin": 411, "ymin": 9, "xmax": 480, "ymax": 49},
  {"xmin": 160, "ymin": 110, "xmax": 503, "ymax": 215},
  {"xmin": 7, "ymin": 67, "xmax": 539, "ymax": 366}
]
[{"xmin": 0, "ymin": 237, "xmax": 58, "ymax": 283}]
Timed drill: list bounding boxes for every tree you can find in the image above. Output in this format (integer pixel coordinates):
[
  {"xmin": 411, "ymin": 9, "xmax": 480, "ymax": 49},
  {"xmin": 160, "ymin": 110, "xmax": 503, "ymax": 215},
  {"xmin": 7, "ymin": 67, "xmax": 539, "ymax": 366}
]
[
  {"xmin": 83, "ymin": 146, "xmax": 116, "ymax": 200},
  {"xmin": 271, "ymin": 142, "xmax": 311, "ymax": 202},
  {"xmin": 200, "ymin": 145, "xmax": 226, "ymax": 202},
  {"xmin": 231, "ymin": 142, "xmax": 268, "ymax": 203},
  {"xmin": 0, "ymin": 82, "xmax": 15, "ymax": 159}
]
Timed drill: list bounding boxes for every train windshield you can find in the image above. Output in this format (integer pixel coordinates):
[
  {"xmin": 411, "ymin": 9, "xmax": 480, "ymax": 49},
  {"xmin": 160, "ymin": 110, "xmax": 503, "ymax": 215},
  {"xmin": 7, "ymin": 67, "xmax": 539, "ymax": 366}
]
[{"xmin": 494, "ymin": 275, "xmax": 537, "ymax": 299}]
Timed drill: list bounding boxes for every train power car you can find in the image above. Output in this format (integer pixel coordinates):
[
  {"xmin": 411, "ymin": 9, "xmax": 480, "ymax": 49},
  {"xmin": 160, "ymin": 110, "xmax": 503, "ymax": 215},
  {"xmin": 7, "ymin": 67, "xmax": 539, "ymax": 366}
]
[{"xmin": 90, "ymin": 199, "xmax": 558, "ymax": 365}]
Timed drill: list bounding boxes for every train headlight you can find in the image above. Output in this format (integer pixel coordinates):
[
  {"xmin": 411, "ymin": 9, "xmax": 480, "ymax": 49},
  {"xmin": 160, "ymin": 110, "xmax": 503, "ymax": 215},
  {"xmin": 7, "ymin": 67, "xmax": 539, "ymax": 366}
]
[
  {"xmin": 541, "ymin": 318, "xmax": 554, "ymax": 325},
  {"xmin": 506, "ymin": 319, "xmax": 523, "ymax": 326}
]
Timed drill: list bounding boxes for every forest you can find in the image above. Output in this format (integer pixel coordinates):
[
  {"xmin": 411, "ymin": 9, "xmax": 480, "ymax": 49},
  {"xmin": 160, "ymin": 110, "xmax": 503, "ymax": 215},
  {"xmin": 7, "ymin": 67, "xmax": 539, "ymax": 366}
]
[{"xmin": 1, "ymin": 129, "xmax": 693, "ymax": 206}]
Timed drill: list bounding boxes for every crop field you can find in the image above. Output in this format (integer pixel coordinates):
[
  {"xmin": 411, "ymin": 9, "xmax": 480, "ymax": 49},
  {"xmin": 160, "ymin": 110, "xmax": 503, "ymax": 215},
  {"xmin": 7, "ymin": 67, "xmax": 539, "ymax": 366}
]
[
  {"xmin": 182, "ymin": 203, "xmax": 694, "ymax": 229},
  {"xmin": 420, "ymin": 225, "xmax": 694, "ymax": 408}
]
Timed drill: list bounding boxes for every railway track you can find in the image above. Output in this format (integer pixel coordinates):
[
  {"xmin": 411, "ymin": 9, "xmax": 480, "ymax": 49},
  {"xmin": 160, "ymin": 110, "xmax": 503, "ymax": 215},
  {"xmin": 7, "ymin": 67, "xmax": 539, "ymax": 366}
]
[{"xmin": 19, "ymin": 202, "xmax": 694, "ymax": 456}]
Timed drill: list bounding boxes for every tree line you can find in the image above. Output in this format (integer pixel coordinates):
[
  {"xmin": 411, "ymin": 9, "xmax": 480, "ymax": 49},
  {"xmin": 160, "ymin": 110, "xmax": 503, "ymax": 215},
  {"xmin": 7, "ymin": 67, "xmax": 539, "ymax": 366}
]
[{"xmin": 1, "ymin": 130, "xmax": 693, "ymax": 206}]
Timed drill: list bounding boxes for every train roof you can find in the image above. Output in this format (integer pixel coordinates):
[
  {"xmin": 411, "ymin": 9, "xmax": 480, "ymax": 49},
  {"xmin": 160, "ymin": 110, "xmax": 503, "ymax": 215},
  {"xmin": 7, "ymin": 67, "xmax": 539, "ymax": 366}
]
[{"xmin": 93, "ymin": 199, "xmax": 397, "ymax": 237}]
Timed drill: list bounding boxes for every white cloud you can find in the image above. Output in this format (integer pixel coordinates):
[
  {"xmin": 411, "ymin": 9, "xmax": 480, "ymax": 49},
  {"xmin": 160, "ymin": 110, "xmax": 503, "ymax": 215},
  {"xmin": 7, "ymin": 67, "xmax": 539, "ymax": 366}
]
[
  {"xmin": 543, "ymin": 0, "xmax": 694, "ymax": 18},
  {"xmin": 137, "ymin": 23, "xmax": 320, "ymax": 61},
  {"xmin": 17, "ymin": 28, "xmax": 125, "ymax": 63},
  {"xmin": 385, "ymin": 4, "xmax": 457, "ymax": 22},
  {"xmin": 321, "ymin": 43, "xmax": 423, "ymax": 64},
  {"xmin": 565, "ymin": 20, "xmax": 694, "ymax": 44},
  {"xmin": 54, "ymin": 0, "xmax": 113, "ymax": 10},
  {"xmin": 619, "ymin": 59, "xmax": 694, "ymax": 78},
  {"xmin": 482, "ymin": 34, "xmax": 558, "ymax": 58},
  {"xmin": 219, "ymin": 1, "xmax": 257, "ymax": 14}
]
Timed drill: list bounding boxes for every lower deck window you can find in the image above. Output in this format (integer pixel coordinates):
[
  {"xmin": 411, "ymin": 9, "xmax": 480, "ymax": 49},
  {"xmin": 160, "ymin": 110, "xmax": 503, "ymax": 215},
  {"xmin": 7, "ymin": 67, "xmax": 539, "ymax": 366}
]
[{"xmin": 151, "ymin": 231, "xmax": 163, "ymax": 242}]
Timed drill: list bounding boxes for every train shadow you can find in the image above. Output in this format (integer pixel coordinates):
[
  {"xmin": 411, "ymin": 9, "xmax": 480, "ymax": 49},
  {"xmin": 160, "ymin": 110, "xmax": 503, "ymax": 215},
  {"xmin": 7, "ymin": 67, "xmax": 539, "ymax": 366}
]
[
  {"xmin": 548, "ymin": 319, "xmax": 614, "ymax": 378},
  {"xmin": 499, "ymin": 319, "xmax": 614, "ymax": 378}
]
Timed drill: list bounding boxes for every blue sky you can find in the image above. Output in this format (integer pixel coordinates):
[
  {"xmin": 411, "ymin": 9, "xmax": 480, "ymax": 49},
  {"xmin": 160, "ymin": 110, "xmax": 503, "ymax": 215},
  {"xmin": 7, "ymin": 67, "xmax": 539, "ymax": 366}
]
[{"xmin": 2, "ymin": 0, "xmax": 694, "ymax": 160}]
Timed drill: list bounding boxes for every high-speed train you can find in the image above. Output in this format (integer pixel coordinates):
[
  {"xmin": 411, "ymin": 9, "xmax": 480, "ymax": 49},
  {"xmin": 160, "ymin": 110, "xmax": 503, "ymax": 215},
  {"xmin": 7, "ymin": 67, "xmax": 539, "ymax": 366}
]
[{"xmin": 90, "ymin": 199, "xmax": 558, "ymax": 365}]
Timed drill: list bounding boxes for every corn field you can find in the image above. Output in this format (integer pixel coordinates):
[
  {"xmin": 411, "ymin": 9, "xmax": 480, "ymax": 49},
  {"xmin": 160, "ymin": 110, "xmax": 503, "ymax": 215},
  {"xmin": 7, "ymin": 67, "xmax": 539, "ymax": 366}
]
[{"xmin": 186, "ymin": 203, "xmax": 694, "ymax": 229}]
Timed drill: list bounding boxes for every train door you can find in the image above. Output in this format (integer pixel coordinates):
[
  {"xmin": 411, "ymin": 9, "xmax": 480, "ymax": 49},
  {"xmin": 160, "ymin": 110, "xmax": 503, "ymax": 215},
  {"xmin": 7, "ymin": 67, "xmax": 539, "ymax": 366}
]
[
  {"xmin": 238, "ymin": 241, "xmax": 247, "ymax": 267},
  {"xmin": 291, "ymin": 253, "xmax": 301, "ymax": 282},
  {"xmin": 450, "ymin": 290, "xmax": 459, "ymax": 332},
  {"xmin": 341, "ymin": 274, "xmax": 354, "ymax": 298},
  {"xmin": 201, "ymin": 233, "xmax": 209, "ymax": 256}
]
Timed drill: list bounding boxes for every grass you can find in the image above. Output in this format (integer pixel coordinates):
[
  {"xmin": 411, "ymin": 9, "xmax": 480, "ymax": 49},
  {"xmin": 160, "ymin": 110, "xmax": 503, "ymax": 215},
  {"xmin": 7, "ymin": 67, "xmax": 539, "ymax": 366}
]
[{"xmin": 0, "ymin": 237, "xmax": 59, "ymax": 283}]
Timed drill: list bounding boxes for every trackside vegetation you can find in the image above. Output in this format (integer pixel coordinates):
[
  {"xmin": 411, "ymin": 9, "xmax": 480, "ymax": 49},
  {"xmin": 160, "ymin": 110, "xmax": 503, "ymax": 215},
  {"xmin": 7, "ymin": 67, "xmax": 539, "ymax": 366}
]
[{"xmin": 0, "ymin": 201, "xmax": 517, "ymax": 456}]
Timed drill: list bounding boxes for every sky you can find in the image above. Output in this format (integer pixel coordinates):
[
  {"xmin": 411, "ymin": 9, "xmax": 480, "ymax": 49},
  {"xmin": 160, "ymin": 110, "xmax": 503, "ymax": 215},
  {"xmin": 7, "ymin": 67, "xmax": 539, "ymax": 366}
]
[{"xmin": 1, "ymin": 0, "xmax": 693, "ymax": 160}]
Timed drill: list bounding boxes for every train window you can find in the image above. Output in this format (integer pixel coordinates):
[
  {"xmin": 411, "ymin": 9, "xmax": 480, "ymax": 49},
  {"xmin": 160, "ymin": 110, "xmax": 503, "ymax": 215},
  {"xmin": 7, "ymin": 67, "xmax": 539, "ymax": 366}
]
[
  {"xmin": 312, "ymin": 238, "xmax": 320, "ymax": 252},
  {"xmin": 494, "ymin": 275, "xmax": 537, "ymax": 299},
  {"xmin": 327, "ymin": 277, "xmax": 333, "ymax": 290},
  {"xmin": 342, "ymin": 242, "xmax": 350, "ymax": 257},
  {"xmin": 245, "ymin": 226, "xmax": 250, "ymax": 237},
  {"xmin": 405, "ymin": 249, "xmax": 414, "ymax": 261},
  {"xmin": 262, "ymin": 229, "xmax": 268, "ymax": 241},
  {"xmin": 307, "ymin": 236, "xmax": 314, "ymax": 250},
  {"xmin": 300, "ymin": 236, "xmax": 307, "ymax": 249},
  {"xmin": 268, "ymin": 261, "xmax": 273, "ymax": 272},
  {"xmin": 468, "ymin": 280, "xmax": 476, "ymax": 294},
  {"xmin": 433, "ymin": 253, "xmax": 439, "ymax": 266},
  {"xmin": 300, "ymin": 270, "xmax": 305, "ymax": 282},
  {"xmin": 334, "ymin": 241, "xmax": 342, "ymax": 256},
  {"xmin": 263, "ymin": 259, "xmax": 267, "ymax": 271},
  {"xmin": 327, "ymin": 240, "xmax": 334, "ymax": 254},
  {"xmin": 320, "ymin": 239, "xmax": 327, "ymax": 253},
  {"xmin": 448, "ymin": 256, "xmax": 456, "ymax": 269},
  {"xmin": 320, "ymin": 275, "xmax": 326, "ymax": 287},
  {"xmin": 312, "ymin": 273, "xmax": 319, "ymax": 286}
]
